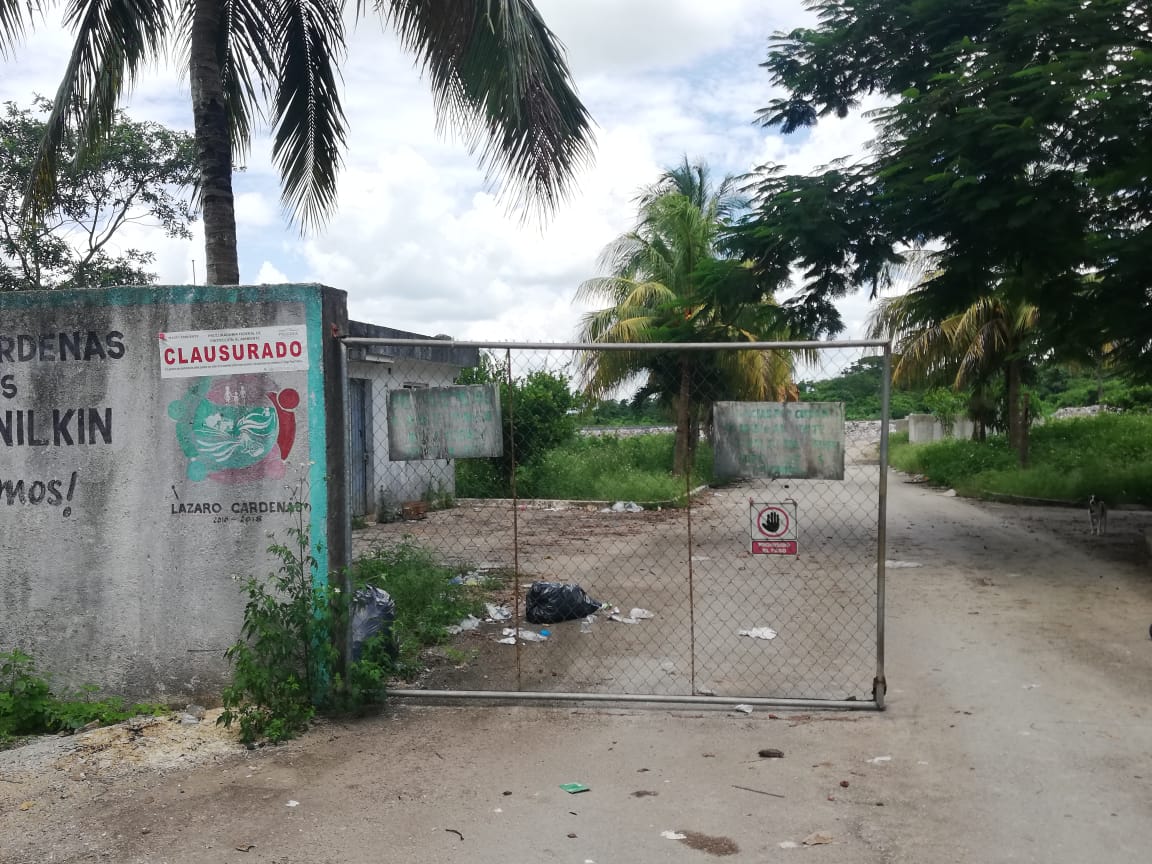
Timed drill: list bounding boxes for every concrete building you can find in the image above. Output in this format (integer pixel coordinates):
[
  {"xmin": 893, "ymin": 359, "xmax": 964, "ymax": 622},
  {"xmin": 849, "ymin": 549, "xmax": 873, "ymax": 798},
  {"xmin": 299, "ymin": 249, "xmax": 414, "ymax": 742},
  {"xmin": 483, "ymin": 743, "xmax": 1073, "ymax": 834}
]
[{"xmin": 345, "ymin": 322, "xmax": 480, "ymax": 517}]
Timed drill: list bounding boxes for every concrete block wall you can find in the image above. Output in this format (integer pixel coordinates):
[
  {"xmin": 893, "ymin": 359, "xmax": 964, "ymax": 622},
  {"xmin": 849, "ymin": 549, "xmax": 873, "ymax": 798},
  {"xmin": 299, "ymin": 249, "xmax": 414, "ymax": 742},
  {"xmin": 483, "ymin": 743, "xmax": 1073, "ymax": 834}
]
[
  {"xmin": 0, "ymin": 285, "xmax": 348, "ymax": 701},
  {"xmin": 906, "ymin": 413, "xmax": 976, "ymax": 443}
]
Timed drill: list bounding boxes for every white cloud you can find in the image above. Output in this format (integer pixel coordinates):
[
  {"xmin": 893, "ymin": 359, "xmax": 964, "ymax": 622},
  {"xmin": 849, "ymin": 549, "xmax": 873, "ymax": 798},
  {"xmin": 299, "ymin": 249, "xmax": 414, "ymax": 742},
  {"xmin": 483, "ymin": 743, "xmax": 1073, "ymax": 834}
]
[{"xmin": 1, "ymin": 1, "xmax": 883, "ymax": 349}]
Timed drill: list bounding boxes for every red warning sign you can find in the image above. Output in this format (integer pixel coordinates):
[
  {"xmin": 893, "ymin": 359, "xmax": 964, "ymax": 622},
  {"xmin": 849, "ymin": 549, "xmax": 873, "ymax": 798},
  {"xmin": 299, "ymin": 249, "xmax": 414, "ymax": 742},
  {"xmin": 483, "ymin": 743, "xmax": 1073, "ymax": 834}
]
[{"xmin": 749, "ymin": 501, "xmax": 798, "ymax": 555}]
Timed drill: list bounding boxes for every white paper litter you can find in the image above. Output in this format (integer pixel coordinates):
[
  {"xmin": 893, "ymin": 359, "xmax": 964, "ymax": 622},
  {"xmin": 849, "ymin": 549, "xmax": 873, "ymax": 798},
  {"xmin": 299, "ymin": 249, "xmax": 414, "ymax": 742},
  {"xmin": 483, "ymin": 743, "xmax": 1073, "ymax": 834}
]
[
  {"xmin": 661, "ymin": 831, "xmax": 686, "ymax": 840},
  {"xmin": 601, "ymin": 501, "xmax": 644, "ymax": 513},
  {"xmin": 738, "ymin": 627, "xmax": 778, "ymax": 640},
  {"xmin": 501, "ymin": 627, "xmax": 547, "ymax": 643},
  {"xmin": 496, "ymin": 637, "xmax": 516, "ymax": 645},
  {"xmin": 778, "ymin": 841, "xmax": 800, "ymax": 849},
  {"xmin": 608, "ymin": 613, "xmax": 638, "ymax": 624},
  {"xmin": 447, "ymin": 615, "xmax": 481, "ymax": 635},
  {"xmin": 733, "ymin": 704, "xmax": 754, "ymax": 714},
  {"xmin": 286, "ymin": 800, "xmax": 299, "ymax": 808},
  {"xmin": 867, "ymin": 755, "xmax": 892, "ymax": 764},
  {"xmin": 485, "ymin": 603, "xmax": 512, "ymax": 621},
  {"xmin": 629, "ymin": 608, "xmax": 655, "ymax": 620}
]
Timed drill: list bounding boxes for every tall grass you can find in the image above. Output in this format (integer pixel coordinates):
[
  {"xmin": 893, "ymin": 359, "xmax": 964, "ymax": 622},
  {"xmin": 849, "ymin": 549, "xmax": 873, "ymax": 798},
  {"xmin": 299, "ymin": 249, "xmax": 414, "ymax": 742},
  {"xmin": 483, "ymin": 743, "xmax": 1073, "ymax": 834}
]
[
  {"xmin": 516, "ymin": 433, "xmax": 713, "ymax": 502},
  {"xmin": 890, "ymin": 414, "xmax": 1152, "ymax": 504}
]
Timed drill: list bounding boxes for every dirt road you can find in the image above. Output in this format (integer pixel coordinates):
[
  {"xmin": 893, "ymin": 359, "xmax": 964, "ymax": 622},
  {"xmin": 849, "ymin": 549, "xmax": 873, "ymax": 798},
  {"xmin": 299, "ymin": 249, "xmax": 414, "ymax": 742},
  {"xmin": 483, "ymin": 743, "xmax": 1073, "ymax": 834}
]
[{"xmin": 4, "ymin": 477, "xmax": 1152, "ymax": 863}]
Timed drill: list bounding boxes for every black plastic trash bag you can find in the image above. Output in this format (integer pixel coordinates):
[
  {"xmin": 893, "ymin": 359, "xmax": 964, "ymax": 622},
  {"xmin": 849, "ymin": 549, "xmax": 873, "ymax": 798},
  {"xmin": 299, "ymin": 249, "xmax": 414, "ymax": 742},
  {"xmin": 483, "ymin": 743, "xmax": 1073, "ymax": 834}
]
[
  {"xmin": 525, "ymin": 582, "xmax": 602, "ymax": 624},
  {"xmin": 351, "ymin": 586, "xmax": 398, "ymax": 662}
]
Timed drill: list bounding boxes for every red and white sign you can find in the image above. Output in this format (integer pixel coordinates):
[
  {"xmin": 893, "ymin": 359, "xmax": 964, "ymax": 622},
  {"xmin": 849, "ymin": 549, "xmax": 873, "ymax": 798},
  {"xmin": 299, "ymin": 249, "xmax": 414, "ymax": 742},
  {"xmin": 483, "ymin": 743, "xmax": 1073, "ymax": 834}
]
[
  {"xmin": 750, "ymin": 501, "xmax": 798, "ymax": 556},
  {"xmin": 158, "ymin": 325, "xmax": 308, "ymax": 378}
]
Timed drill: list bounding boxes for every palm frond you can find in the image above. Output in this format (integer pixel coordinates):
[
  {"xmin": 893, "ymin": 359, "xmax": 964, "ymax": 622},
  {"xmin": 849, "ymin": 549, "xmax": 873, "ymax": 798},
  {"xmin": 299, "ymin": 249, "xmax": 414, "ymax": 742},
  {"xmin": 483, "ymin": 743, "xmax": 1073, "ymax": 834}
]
[
  {"xmin": 270, "ymin": 0, "xmax": 349, "ymax": 229},
  {"xmin": 376, "ymin": 0, "xmax": 594, "ymax": 218},
  {"xmin": 0, "ymin": 0, "xmax": 40, "ymax": 59},
  {"xmin": 26, "ymin": 0, "xmax": 171, "ymax": 215}
]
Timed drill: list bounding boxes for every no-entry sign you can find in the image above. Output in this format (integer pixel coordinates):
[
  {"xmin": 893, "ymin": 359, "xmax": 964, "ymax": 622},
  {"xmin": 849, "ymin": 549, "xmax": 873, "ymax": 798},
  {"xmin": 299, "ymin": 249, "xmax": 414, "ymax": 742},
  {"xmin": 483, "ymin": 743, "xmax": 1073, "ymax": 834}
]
[{"xmin": 750, "ymin": 501, "xmax": 798, "ymax": 555}]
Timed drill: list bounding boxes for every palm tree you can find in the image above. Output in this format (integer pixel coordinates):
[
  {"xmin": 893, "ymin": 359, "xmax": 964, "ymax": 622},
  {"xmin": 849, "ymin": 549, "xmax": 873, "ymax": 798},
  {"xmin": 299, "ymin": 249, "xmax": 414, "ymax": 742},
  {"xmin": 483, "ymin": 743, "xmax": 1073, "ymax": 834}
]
[
  {"xmin": 576, "ymin": 158, "xmax": 795, "ymax": 476},
  {"xmin": 19, "ymin": 0, "xmax": 593, "ymax": 285},
  {"xmin": 868, "ymin": 279, "xmax": 1041, "ymax": 456}
]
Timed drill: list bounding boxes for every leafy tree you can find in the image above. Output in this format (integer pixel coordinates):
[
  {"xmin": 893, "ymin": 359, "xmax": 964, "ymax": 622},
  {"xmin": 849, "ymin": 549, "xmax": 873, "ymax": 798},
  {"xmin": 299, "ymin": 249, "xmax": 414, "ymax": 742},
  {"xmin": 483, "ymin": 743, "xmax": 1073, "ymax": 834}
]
[
  {"xmin": 577, "ymin": 159, "xmax": 797, "ymax": 476},
  {"xmin": 16, "ymin": 0, "xmax": 594, "ymax": 285},
  {"xmin": 737, "ymin": 0, "xmax": 1150, "ymax": 373},
  {"xmin": 868, "ymin": 283, "xmax": 1041, "ymax": 451},
  {"xmin": 455, "ymin": 352, "xmax": 576, "ymax": 495},
  {"xmin": 0, "ymin": 98, "xmax": 196, "ymax": 291},
  {"xmin": 798, "ymin": 356, "xmax": 928, "ymax": 421}
]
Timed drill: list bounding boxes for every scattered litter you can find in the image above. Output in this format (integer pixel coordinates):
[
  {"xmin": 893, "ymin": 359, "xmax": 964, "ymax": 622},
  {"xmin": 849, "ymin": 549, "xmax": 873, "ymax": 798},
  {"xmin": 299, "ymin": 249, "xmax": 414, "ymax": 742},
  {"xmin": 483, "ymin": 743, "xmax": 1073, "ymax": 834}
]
[
  {"xmin": 733, "ymin": 704, "xmax": 754, "ymax": 714},
  {"xmin": 18, "ymin": 801, "xmax": 34, "ymax": 811},
  {"xmin": 580, "ymin": 616, "xmax": 595, "ymax": 634},
  {"xmin": 525, "ymin": 582, "xmax": 602, "ymax": 624},
  {"xmin": 758, "ymin": 748, "xmax": 784, "ymax": 759},
  {"xmin": 445, "ymin": 829, "xmax": 464, "ymax": 842},
  {"xmin": 450, "ymin": 571, "xmax": 484, "ymax": 586},
  {"xmin": 1022, "ymin": 683, "xmax": 1040, "ymax": 690},
  {"xmin": 885, "ymin": 560, "xmax": 923, "ymax": 569},
  {"xmin": 778, "ymin": 841, "xmax": 800, "ymax": 848},
  {"xmin": 602, "ymin": 501, "xmax": 644, "ymax": 513},
  {"xmin": 661, "ymin": 831, "xmax": 687, "ymax": 840},
  {"xmin": 286, "ymin": 800, "xmax": 299, "ymax": 808},
  {"xmin": 496, "ymin": 637, "xmax": 516, "ymax": 645},
  {"xmin": 609, "ymin": 613, "xmax": 639, "ymax": 624},
  {"xmin": 540, "ymin": 629, "xmax": 551, "ymax": 637},
  {"xmin": 500, "ymin": 627, "xmax": 547, "ymax": 643},
  {"xmin": 943, "ymin": 489, "xmax": 958, "ymax": 497},
  {"xmin": 696, "ymin": 687, "xmax": 716, "ymax": 696},
  {"xmin": 235, "ymin": 844, "xmax": 255, "ymax": 852},
  {"xmin": 485, "ymin": 603, "xmax": 511, "ymax": 621},
  {"xmin": 732, "ymin": 784, "xmax": 785, "ymax": 799},
  {"xmin": 866, "ymin": 756, "xmax": 892, "ymax": 764},
  {"xmin": 629, "ymin": 608, "xmax": 655, "ymax": 620},
  {"xmin": 560, "ymin": 783, "xmax": 590, "ymax": 794},
  {"xmin": 446, "ymin": 615, "xmax": 481, "ymax": 635},
  {"xmin": 803, "ymin": 832, "xmax": 833, "ymax": 846},
  {"xmin": 739, "ymin": 627, "xmax": 778, "ymax": 640},
  {"xmin": 840, "ymin": 780, "xmax": 850, "ymax": 788}
]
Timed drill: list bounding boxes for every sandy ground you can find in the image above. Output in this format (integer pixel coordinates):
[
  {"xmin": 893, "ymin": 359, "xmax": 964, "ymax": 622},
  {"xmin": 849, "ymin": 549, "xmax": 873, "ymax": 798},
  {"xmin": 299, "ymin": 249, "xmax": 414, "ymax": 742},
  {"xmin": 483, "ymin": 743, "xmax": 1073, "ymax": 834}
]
[{"xmin": 3, "ymin": 475, "xmax": 1152, "ymax": 863}]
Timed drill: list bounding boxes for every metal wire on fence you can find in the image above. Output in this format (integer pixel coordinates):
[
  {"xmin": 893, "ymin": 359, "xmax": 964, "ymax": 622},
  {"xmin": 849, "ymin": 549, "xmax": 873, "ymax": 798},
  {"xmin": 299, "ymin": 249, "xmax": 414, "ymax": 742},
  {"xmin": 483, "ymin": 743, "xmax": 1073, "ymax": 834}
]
[{"xmin": 340, "ymin": 338, "xmax": 890, "ymax": 709}]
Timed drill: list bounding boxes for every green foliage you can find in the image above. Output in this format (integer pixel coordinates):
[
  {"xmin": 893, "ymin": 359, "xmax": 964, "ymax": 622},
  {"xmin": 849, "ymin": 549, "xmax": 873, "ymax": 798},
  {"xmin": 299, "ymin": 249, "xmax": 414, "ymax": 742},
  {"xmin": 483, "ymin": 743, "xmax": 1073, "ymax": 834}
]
[
  {"xmin": 742, "ymin": 0, "xmax": 1151, "ymax": 377},
  {"xmin": 891, "ymin": 414, "xmax": 1152, "ymax": 505},
  {"xmin": 799, "ymin": 356, "xmax": 928, "ymax": 420},
  {"xmin": 220, "ymin": 485, "xmax": 386, "ymax": 744},
  {"xmin": 517, "ymin": 433, "xmax": 713, "ymax": 502},
  {"xmin": 922, "ymin": 387, "xmax": 968, "ymax": 435},
  {"xmin": 574, "ymin": 394, "xmax": 671, "ymax": 427},
  {"xmin": 353, "ymin": 542, "xmax": 483, "ymax": 679},
  {"xmin": 0, "ymin": 98, "xmax": 196, "ymax": 291},
  {"xmin": 219, "ymin": 508, "xmax": 332, "ymax": 744},
  {"xmin": 456, "ymin": 354, "xmax": 577, "ymax": 495},
  {"xmin": 0, "ymin": 650, "xmax": 165, "ymax": 747}
]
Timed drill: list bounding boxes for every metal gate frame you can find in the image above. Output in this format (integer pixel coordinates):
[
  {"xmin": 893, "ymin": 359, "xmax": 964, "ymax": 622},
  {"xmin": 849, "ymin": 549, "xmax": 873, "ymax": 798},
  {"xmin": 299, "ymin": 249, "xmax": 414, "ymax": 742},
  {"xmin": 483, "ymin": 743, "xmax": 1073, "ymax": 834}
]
[{"xmin": 338, "ymin": 338, "xmax": 891, "ymax": 711}]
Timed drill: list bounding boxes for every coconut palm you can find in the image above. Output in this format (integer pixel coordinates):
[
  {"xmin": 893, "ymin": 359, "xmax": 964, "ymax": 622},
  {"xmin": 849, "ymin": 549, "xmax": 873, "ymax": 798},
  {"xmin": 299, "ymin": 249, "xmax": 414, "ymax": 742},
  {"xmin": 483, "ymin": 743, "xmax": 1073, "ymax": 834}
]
[
  {"xmin": 868, "ymin": 280, "xmax": 1041, "ymax": 454},
  {"xmin": 20, "ymin": 0, "xmax": 593, "ymax": 285},
  {"xmin": 576, "ymin": 158, "xmax": 795, "ymax": 476}
]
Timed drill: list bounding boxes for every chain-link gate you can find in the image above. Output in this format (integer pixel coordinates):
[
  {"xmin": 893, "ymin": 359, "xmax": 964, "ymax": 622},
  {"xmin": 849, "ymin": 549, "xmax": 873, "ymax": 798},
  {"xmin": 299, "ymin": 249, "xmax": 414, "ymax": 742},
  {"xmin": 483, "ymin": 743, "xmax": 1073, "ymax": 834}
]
[{"xmin": 339, "ymin": 338, "xmax": 890, "ymax": 710}]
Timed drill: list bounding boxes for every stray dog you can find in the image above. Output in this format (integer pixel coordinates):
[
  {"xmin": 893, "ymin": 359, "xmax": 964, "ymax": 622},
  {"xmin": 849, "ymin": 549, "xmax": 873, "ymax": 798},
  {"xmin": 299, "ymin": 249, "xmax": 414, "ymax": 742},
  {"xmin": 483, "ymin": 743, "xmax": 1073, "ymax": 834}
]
[{"xmin": 1088, "ymin": 495, "xmax": 1108, "ymax": 535}]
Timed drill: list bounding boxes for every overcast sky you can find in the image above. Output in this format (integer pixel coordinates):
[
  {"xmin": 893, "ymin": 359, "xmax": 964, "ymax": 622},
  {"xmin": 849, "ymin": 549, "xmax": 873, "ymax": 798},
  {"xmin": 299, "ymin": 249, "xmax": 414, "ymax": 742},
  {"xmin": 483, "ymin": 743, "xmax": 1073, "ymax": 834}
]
[{"xmin": 1, "ymin": 1, "xmax": 888, "ymax": 343}]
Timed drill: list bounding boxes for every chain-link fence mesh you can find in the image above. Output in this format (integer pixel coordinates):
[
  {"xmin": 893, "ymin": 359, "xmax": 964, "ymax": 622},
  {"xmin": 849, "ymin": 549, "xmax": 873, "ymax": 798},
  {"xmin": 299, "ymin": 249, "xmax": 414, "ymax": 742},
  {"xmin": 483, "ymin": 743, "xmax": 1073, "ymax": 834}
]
[{"xmin": 343, "ymin": 339, "xmax": 888, "ymax": 706}]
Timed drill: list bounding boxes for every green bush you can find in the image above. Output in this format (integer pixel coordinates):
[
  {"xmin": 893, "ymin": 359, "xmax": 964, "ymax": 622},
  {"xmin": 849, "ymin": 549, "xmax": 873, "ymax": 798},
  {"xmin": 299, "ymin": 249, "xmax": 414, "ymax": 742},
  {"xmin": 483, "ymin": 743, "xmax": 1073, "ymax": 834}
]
[
  {"xmin": 890, "ymin": 414, "xmax": 1152, "ymax": 504},
  {"xmin": 0, "ymin": 650, "xmax": 165, "ymax": 747},
  {"xmin": 354, "ymin": 541, "xmax": 485, "ymax": 678}
]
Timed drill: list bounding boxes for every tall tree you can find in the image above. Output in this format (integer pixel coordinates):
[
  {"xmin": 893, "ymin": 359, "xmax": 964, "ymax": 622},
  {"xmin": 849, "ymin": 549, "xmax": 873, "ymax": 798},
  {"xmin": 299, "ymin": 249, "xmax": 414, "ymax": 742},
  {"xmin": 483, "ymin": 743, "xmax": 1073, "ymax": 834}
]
[
  {"xmin": 737, "ymin": 0, "xmax": 1150, "ymax": 372},
  {"xmin": 18, "ymin": 0, "xmax": 594, "ymax": 285},
  {"xmin": 577, "ymin": 159, "xmax": 795, "ymax": 476},
  {"xmin": 0, "ymin": 98, "xmax": 196, "ymax": 290},
  {"xmin": 868, "ymin": 282, "xmax": 1040, "ymax": 453}
]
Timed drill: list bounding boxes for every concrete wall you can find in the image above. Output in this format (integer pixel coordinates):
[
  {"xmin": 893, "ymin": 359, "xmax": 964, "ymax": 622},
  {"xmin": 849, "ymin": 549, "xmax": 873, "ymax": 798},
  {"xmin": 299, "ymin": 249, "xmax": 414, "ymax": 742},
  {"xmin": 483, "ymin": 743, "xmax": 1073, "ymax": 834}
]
[
  {"xmin": 0, "ymin": 284, "xmax": 347, "ymax": 701},
  {"xmin": 907, "ymin": 413, "xmax": 975, "ymax": 444},
  {"xmin": 348, "ymin": 356, "xmax": 465, "ymax": 513}
]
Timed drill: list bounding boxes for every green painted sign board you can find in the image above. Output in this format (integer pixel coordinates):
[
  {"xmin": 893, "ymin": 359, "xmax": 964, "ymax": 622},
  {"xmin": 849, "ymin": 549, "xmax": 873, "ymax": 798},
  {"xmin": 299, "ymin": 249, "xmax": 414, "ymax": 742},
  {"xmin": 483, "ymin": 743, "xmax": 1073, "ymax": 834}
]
[
  {"xmin": 713, "ymin": 401, "xmax": 845, "ymax": 480},
  {"xmin": 387, "ymin": 384, "xmax": 503, "ymax": 460}
]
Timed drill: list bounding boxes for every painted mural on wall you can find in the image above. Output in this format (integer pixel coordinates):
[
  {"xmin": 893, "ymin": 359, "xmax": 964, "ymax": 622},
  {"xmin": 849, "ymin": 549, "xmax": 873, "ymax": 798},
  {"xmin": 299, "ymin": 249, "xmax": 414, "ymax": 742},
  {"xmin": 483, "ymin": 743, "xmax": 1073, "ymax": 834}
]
[{"xmin": 167, "ymin": 375, "xmax": 299, "ymax": 483}]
